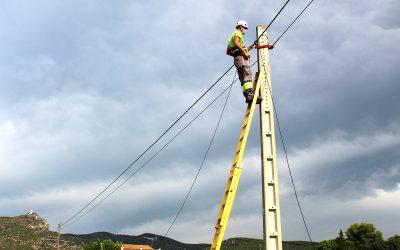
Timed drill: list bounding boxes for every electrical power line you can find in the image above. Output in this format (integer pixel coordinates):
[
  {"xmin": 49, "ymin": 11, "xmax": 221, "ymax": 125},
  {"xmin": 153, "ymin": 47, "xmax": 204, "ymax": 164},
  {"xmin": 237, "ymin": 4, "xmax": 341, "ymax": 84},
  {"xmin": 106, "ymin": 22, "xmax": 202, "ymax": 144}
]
[
  {"xmin": 254, "ymin": 0, "xmax": 291, "ymax": 45},
  {"xmin": 60, "ymin": 65, "xmax": 234, "ymax": 227},
  {"xmin": 63, "ymin": 72, "xmax": 242, "ymax": 227},
  {"xmin": 164, "ymin": 72, "xmax": 236, "ymax": 237},
  {"xmin": 61, "ymin": 0, "xmax": 316, "ymax": 230},
  {"xmin": 273, "ymin": 0, "xmax": 317, "ymax": 46},
  {"xmin": 65, "ymin": 62, "xmax": 257, "ymax": 227},
  {"xmin": 60, "ymin": 0, "xmax": 294, "ymax": 226},
  {"xmin": 259, "ymin": 45, "xmax": 315, "ymax": 246}
]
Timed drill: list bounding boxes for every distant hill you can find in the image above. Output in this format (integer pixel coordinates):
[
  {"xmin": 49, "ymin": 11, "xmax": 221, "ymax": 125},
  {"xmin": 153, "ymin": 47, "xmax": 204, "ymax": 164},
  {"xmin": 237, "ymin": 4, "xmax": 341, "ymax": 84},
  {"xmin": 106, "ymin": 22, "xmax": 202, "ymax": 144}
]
[
  {"xmin": 0, "ymin": 213, "xmax": 315, "ymax": 250},
  {"xmin": 66, "ymin": 232, "xmax": 315, "ymax": 250},
  {"xmin": 65, "ymin": 232, "xmax": 210, "ymax": 250},
  {"xmin": 0, "ymin": 213, "xmax": 80, "ymax": 249}
]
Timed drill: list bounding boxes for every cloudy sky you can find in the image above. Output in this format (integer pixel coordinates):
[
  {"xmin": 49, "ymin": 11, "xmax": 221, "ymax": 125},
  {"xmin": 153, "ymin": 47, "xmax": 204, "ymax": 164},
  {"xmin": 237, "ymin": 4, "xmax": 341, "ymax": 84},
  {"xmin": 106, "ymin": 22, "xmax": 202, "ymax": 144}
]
[{"xmin": 1, "ymin": 0, "xmax": 399, "ymax": 244}]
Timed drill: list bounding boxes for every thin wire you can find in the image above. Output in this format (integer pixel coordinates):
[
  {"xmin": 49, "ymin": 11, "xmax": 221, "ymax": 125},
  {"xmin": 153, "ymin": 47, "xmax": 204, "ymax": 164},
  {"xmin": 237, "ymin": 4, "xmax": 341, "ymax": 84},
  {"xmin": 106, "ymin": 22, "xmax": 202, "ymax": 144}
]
[
  {"xmin": 253, "ymin": 0, "xmax": 291, "ymax": 45},
  {"xmin": 60, "ymin": 65, "xmax": 234, "ymax": 227},
  {"xmin": 268, "ymin": 1, "xmax": 318, "ymax": 240},
  {"xmin": 258, "ymin": 40, "xmax": 314, "ymax": 246},
  {"xmin": 64, "ymin": 75, "xmax": 244, "ymax": 227},
  {"xmin": 164, "ymin": 72, "xmax": 236, "ymax": 237},
  {"xmin": 62, "ymin": 0, "xmax": 316, "ymax": 229},
  {"xmin": 273, "ymin": 0, "xmax": 316, "ymax": 46},
  {"xmin": 263, "ymin": 0, "xmax": 318, "ymax": 242},
  {"xmin": 63, "ymin": 0, "xmax": 317, "ymax": 227},
  {"xmin": 61, "ymin": 0, "xmax": 298, "ymax": 226},
  {"xmin": 274, "ymin": 94, "xmax": 316, "ymax": 248},
  {"xmin": 65, "ymin": 61, "xmax": 257, "ymax": 227}
]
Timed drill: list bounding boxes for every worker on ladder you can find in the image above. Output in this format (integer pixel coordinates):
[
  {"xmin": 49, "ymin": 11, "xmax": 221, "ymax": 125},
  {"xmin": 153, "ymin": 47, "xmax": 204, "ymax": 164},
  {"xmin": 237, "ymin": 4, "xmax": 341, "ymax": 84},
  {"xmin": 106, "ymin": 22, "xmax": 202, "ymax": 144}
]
[{"xmin": 226, "ymin": 20, "xmax": 273, "ymax": 103}]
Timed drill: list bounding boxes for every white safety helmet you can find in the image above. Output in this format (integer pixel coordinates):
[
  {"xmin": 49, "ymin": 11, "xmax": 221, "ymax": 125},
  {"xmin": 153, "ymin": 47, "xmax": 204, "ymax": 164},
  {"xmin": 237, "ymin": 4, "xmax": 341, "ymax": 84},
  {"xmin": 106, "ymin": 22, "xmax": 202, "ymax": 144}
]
[{"xmin": 236, "ymin": 20, "xmax": 248, "ymax": 29}]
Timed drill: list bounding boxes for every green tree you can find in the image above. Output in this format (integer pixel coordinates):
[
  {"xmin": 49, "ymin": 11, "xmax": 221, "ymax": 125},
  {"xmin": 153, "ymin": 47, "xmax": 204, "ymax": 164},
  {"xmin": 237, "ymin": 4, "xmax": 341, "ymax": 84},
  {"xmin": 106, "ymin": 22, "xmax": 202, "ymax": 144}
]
[
  {"xmin": 317, "ymin": 239, "xmax": 337, "ymax": 250},
  {"xmin": 386, "ymin": 235, "xmax": 400, "ymax": 250},
  {"xmin": 345, "ymin": 223, "xmax": 385, "ymax": 250},
  {"xmin": 82, "ymin": 239, "xmax": 121, "ymax": 250},
  {"xmin": 334, "ymin": 229, "xmax": 353, "ymax": 250}
]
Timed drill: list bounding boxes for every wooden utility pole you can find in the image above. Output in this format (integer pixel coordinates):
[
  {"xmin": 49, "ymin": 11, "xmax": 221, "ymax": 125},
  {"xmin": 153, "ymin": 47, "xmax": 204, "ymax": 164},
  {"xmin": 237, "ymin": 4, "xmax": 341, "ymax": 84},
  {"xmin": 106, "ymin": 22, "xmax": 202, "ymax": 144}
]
[
  {"xmin": 57, "ymin": 222, "xmax": 61, "ymax": 250},
  {"xmin": 257, "ymin": 25, "xmax": 283, "ymax": 250}
]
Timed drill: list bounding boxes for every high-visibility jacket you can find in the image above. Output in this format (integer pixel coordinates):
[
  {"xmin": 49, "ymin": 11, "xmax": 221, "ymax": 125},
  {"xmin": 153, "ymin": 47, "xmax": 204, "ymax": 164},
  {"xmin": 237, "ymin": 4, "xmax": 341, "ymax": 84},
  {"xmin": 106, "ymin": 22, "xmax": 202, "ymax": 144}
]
[{"xmin": 227, "ymin": 30, "xmax": 247, "ymax": 55}]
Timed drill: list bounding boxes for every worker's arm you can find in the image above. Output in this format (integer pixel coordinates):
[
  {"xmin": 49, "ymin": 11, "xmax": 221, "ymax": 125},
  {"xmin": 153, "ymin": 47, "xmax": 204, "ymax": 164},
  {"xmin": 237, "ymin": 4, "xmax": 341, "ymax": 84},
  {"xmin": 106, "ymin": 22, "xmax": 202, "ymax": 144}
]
[{"xmin": 233, "ymin": 36, "xmax": 250, "ymax": 58}]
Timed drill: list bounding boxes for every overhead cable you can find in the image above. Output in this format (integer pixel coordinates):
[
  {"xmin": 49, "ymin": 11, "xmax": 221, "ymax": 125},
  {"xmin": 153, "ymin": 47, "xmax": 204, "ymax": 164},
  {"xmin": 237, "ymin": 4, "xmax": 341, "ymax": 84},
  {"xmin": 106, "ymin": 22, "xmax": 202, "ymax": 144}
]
[
  {"xmin": 61, "ymin": 0, "xmax": 316, "ymax": 228},
  {"xmin": 164, "ymin": 72, "xmax": 236, "ymax": 237},
  {"xmin": 63, "ymin": 71, "xmax": 243, "ymax": 227},
  {"xmin": 259, "ymin": 53, "xmax": 315, "ymax": 247},
  {"xmin": 60, "ymin": 65, "xmax": 234, "ymax": 227},
  {"xmin": 273, "ymin": 0, "xmax": 316, "ymax": 46},
  {"xmin": 254, "ymin": 0, "xmax": 291, "ymax": 45}
]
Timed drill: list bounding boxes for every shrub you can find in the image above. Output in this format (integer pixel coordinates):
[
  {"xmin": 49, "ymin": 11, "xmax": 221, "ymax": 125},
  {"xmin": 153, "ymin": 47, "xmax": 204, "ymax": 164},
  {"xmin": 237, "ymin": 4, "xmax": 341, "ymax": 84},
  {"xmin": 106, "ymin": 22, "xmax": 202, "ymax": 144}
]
[{"xmin": 82, "ymin": 239, "xmax": 121, "ymax": 250}]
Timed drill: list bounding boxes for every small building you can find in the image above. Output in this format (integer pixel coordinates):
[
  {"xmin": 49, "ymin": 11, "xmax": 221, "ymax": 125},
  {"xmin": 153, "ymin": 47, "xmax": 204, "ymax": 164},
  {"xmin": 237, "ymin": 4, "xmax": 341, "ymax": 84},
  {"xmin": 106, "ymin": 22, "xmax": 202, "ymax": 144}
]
[{"xmin": 121, "ymin": 244, "xmax": 154, "ymax": 250}]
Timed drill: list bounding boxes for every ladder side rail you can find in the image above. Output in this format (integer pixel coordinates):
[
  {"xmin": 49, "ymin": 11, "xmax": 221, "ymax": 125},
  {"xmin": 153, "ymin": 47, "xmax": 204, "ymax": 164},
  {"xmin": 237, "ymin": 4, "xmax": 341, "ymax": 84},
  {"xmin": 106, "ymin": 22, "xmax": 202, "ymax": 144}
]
[{"xmin": 210, "ymin": 71, "xmax": 264, "ymax": 250}]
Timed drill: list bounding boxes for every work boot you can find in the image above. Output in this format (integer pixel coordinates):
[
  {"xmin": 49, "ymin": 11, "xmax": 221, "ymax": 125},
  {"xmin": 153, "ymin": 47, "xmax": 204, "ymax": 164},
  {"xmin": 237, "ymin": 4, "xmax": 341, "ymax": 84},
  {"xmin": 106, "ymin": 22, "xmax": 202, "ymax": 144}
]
[{"xmin": 243, "ymin": 88, "xmax": 254, "ymax": 103}]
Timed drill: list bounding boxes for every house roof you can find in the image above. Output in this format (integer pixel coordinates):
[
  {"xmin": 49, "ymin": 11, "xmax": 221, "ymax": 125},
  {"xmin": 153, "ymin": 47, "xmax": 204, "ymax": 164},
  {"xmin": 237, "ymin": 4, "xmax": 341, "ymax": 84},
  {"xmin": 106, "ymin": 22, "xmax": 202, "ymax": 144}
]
[{"xmin": 121, "ymin": 244, "xmax": 153, "ymax": 250}]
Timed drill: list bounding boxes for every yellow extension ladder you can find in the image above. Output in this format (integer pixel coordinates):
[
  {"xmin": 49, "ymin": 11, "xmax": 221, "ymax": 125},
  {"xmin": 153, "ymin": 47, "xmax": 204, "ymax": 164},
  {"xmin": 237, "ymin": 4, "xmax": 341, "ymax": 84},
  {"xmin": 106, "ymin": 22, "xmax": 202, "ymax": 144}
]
[
  {"xmin": 210, "ymin": 73, "xmax": 262, "ymax": 250},
  {"xmin": 211, "ymin": 25, "xmax": 282, "ymax": 250}
]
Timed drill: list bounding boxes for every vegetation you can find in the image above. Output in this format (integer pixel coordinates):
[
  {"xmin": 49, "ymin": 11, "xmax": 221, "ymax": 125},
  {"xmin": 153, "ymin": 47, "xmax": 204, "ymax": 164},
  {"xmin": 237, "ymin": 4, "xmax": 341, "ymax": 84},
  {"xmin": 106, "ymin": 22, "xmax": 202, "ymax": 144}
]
[
  {"xmin": 82, "ymin": 239, "xmax": 121, "ymax": 250},
  {"xmin": 387, "ymin": 235, "xmax": 400, "ymax": 250},
  {"xmin": 318, "ymin": 223, "xmax": 400, "ymax": 250},
  {"xmin": 0, "ymin": 213, "xmax": 80, "ymax": 249},
  {"xmin": 220, "ymin": 237, "xmax": 315, "ymax": 250},
  {"xmin": 1, "ymin": 213, "xmax": 399, "ymax": 250}
]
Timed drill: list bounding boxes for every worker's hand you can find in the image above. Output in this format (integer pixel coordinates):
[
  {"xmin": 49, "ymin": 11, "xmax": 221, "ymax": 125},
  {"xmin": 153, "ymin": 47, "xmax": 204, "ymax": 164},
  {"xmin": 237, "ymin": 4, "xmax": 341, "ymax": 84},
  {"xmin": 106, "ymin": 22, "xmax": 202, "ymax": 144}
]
[
  {"xmin": 267, "ymin": 44, "xmax": 274, "ymax": 50},
  {"xmin": 244, "ymin": 51, "xmax": 251, "ymax": 58}
]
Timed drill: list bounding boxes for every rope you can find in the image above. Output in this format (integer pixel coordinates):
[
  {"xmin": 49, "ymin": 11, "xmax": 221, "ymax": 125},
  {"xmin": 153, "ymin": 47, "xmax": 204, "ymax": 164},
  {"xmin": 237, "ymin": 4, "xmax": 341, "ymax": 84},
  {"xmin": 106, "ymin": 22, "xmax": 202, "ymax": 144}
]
[{"xmin": 164, "ymin": 72, "xmax": 236, "ymax": 237}]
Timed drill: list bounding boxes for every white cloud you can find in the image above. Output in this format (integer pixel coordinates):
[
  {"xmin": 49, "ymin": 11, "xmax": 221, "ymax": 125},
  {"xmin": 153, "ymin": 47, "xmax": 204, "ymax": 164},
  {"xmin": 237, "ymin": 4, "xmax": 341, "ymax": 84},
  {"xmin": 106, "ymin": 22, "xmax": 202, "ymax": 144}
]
[{"xmin": 288, "ymin": 127, "xmax": 400, "ymax": 175}]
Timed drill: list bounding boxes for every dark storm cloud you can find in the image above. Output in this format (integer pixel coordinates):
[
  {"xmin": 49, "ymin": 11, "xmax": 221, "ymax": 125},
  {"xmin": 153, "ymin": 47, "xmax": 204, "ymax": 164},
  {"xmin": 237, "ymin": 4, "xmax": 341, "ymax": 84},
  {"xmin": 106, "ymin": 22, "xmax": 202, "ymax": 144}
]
[{"xmin": 0, "ymin": 0, "xmax": 399, "ymax": 243}]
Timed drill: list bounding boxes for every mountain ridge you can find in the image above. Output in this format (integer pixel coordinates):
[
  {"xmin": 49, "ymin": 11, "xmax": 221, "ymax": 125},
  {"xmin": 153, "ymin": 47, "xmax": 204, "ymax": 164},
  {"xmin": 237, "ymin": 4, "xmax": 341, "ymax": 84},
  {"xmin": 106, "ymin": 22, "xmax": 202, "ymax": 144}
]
[{"xmin": 0, "ymin": 213, "xmax": 315, "ymax": 249}]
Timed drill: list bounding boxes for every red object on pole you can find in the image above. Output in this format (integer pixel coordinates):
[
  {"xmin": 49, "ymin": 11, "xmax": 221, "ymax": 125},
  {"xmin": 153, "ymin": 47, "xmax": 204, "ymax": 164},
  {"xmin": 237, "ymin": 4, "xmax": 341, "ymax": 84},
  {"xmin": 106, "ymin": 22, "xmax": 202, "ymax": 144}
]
[{"xmin": 256, "ymin": 44, "xmax": 273, "ymax": 50}]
